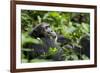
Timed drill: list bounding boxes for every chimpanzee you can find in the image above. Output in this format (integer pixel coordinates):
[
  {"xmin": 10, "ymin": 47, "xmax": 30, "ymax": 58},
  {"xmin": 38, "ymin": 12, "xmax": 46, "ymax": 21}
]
[
  {"xmin": 66, "ymin": 35, "xmax": 90, "ymax": 59},
  {"xmin": 22, "ymin": 22, "xmax": 68, "ymax": 62},
  {"xmin": 71, "ymin": 14, "xmax": 88, "ymax": 24},
  {"xmin": 80, "ymin": 35, "xmax": 90, "ymax": 58},
  {"xmin": 57, "ymin": 35, "xmax": 71, "ymax": 47}
]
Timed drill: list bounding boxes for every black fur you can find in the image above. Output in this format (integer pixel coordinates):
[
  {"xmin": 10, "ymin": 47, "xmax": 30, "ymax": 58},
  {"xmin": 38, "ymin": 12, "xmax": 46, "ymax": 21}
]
[
  {"xmin": 71, "ymin": 14, "xmax": 87, "ymax": 24},
  {"xmin": 80, "ymin": 35, "xmax": 90, "ymax": 58},
  {"xmin": 22, "ymin": 23, "xmax": 66, "ymax": 62}
]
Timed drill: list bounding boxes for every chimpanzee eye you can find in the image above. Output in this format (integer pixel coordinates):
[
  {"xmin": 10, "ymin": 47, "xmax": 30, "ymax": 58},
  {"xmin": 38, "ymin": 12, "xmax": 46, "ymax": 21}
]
[{"xmin": 45, "ymin": 26, "xmax": 49, "ymax": 29}]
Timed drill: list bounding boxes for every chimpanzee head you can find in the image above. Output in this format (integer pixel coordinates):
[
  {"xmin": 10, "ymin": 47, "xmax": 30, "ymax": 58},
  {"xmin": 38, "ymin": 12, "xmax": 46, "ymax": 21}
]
[
  {"xmin": 71, "ymin": 14, "xmax": 87, "ymax": 24},
  {"xmin": 29, "ymin": 22, "xmax": 57, "ymax": 39}
]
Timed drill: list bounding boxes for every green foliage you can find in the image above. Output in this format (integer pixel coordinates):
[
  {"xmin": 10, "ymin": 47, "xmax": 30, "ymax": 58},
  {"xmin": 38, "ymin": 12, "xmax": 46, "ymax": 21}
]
[
  {"xmin": 39, "ymin": 47, "xmax": 58, "ymax": 59},
  {"xmin": 21, "ymin": 33, "xmax": 42, "ymax": 46},
  {"xmin": 22, "ymin": 58, "xmax": 51, "ymax": 63},
  {"xmin": 48, "ymin": 47, "xmax": 58, "ymax": 57},
  {"xmin": 21, "ymin": 10, "xmax": 90, "ymax": 62}
]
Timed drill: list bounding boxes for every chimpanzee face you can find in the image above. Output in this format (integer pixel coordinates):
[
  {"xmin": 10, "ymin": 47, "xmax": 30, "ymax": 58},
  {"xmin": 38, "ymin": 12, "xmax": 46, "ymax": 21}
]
[
  {"xmin": 41, "ymin": 23, "xmax": 56, "ymax": 38},
  {"xmin": 29, "ymin": 23, "xmax": 57, "ymax": 39}
]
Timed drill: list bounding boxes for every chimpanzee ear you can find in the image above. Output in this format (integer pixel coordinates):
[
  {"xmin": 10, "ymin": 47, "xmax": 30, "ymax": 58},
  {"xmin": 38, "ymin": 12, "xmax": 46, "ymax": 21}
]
[
  {"xmin": 29, "ymin": 24, "xmax": 44, "ymax": 38},
  {"xmin": 29, "ymin": 28, "xmax": 37, "ymax": 38}
]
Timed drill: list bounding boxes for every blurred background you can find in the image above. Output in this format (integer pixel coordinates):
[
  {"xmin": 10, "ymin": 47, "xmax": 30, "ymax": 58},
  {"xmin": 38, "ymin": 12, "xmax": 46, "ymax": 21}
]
[{"xmin": 21, "ymin": 10, "xmax": 90, "ymax": 63}]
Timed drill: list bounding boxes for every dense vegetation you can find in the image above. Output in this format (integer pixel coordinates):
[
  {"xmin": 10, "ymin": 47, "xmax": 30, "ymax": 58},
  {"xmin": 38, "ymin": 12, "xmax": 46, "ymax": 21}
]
[{"xmin": 21, "ymin": 10, "xmax": 90, "ymax": 63}]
